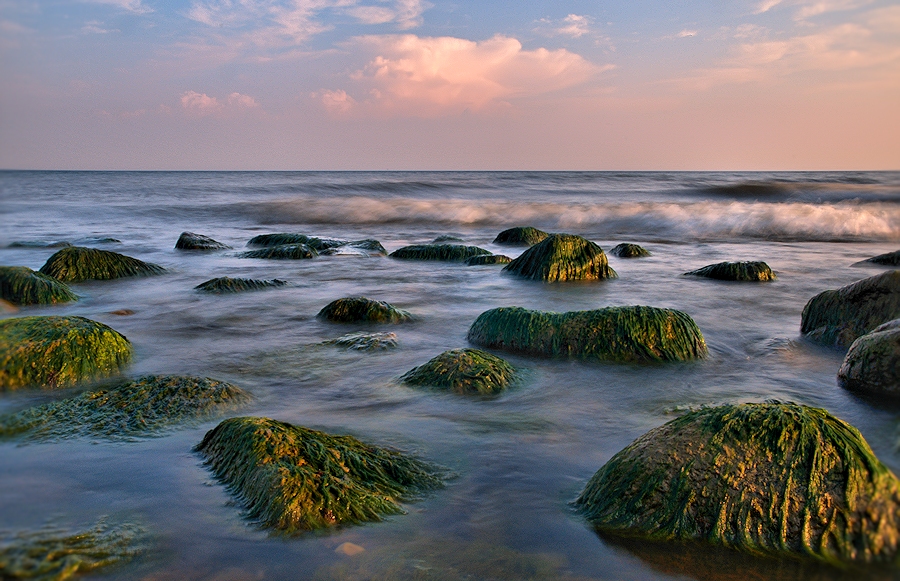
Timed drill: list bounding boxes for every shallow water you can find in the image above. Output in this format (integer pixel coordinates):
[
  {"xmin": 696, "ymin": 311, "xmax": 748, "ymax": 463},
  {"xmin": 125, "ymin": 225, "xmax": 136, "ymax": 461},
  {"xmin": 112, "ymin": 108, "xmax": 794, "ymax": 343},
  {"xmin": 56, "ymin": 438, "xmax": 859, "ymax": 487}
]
[{"xmin": 1, "ymin": 171, "xmax": 899, "ymax": 580}]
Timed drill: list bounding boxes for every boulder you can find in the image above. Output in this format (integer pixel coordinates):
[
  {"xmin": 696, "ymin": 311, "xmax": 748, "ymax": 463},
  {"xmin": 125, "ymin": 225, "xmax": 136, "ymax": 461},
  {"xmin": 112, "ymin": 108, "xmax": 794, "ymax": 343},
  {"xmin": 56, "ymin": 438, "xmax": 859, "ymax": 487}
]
[
  {"xmin": 865, "ymin": 250, "xmax": 900, "ymax": 266},
  {"xmin": 610, "ymin": 243, "xmax": 651, "ymax": 258},
  {"xmin": 502, "ymin": 234, "xmax": 617, "ymax": 282},
  {"xmin": 247, "ymin": 233, "xmax": 347, "ymax": 251},
  {"xmin": 317, "ymin": 297, "xmax": 412, "ymax": 323},
  {"xmin": 400, "ymin": 348, "xmax": 517, "ymax": 395},
  {"xmin": 466, "ymin": 254, "xmax": 512, "ymax": 266},
  {"xmin": 175, "ymin": 231, "xmax": 231, "ymax": 250},
  {"xmin": 389, "ymin": 244, "xmax": 491, "ymax": 262},
  {"xmin": 195, "ymin": 277, "xmax": 288, "ymax": 294},
  {"xmin": 684, "ymin": 261, "xmax": 775, "ymax": 282},
  {"xmin": 493, "ymin": 227, "xmax": 550, "ymax": 246},
  {"xmin": 39, "ymin": 247, "xmax": 165, "ymax": 283},
  {"xmin": 239, "ymin": 244, "xmax": 317, "ymax": 260},
  {"xmin": 319, "ymin": 239, "xmax": 388, "ymax": 257},
  {"xmin": 0, "ymin": 266, "xmax": 78, "ymax": 305},
  {"xmin": 325, "ymin": 332, "xmax": 398, "ymax": 351},
  {"xmin": 9, "ymin": 240, "xmax": 72, "ymax": 248},
  {"xmin": 431, "ymin": 235, "xmax": 465, "ymax": 244},
  {"xmin": 838, "ymin": 319, "xmax": 900, "ymax": 397}
]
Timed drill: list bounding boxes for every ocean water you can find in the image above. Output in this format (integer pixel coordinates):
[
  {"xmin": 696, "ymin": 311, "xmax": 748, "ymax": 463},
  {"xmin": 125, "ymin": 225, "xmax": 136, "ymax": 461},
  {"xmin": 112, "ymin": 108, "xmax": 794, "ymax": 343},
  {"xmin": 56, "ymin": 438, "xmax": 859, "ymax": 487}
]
[{"xmin": 0, "ymin": 170, "xmax": 899, "ymax": 581}]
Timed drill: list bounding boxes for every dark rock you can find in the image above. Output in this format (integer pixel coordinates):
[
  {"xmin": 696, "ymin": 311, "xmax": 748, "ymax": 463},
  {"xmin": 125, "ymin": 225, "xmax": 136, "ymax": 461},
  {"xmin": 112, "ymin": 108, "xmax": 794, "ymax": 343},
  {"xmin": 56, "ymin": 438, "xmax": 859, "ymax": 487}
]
[
  {"xmin": 195, "ymin": 277, "xmax": 288, "ymax": 294},
  {"xmin": 9, "ymin": 240, "xmax": 72, "ymax": 248},
  {"xmin": 684, "ymin": 261, "xmax": 775, "ymax": 282},
  {"xmin": 431, "ymin": 235, "xmax": 465, "ymax": 244},
  {"xmin": 610, "ymin": 243, "xmax": 651, "ymax": 258},
  {"xmin": 39, "ymin": 247, "xmax": 165, "ymax": 283},
  {"xmin": 0, "ymin": 266, "xmax": 78, "ymax": 305},
  {"xmin": 466, "ymin": 254, "xmax": 512, "ymax": 266},
  {"xmin": 247, "ymin": 233, "xmax": 347, "ymax": 251},
  {"xmin": 493, "ymin": 227, "xmax": 549, "ymax": 246},
  {"xmin": 317, "ymin": 297, "xmax": 412, "ymax": 323},
  {"xmin": 389, "ymin": 244, "xmax": 491, "ymax": 262},
  {"xmin": 838, "ymin": 319, "xmax": 900, "ymax": 397},
  {"xmin": 400, "ymin": 348, "xmax": 517, "ymax": 395},
  {"xmin": 502, "ymin": 234, "xmax": 616, "ymax": 282},
  {"xmin": 319, "ymin": 239, "xmax": 388, "ymax": 257},
  {"xmin": 325, "ymin": 332, "xmax": 398, "ymax": 351},
  {"xmin": 865, "ymin": 250, "xmax": 900, "ymax": 266},
  {"xmin": 175, "ymin": 231, "xmax": 231, "ymax": 251},
  {"xmin": 239, "ymin": 244, "xmax": 317, "ymax": 260}
]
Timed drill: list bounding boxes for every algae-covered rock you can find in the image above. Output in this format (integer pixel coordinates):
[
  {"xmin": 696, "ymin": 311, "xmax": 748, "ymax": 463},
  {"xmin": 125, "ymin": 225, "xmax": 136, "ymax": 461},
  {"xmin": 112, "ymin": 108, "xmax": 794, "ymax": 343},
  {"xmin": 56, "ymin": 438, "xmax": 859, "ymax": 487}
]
[
  {"xmin": 502, "ymin": 234, "xmax": 617, "ymax": 282},
  {"xmin": 865, "ymin": 250, "xmax": 900, "ymax": 266},
  {"xmin": 195, "ymin": 277, "xmax": 288, "ymax": 294},
  {"xmin": 317, "ymin": 297, "xmax": 412, "ymax": 323},
  {"xmin": 194, "ymin": 417, "xmax": 444, "ymax": 533},
  {"xmin": 801, "ymin": 270, "xmax": 900, "ymax": 347},
  {"xmin": 39, "ymin": 247, "xmax": 165, "ymax": 283},
  {"xmin": 389, "ymin": 245, "xmax": 491, "ymax": 262},
  {"xmin": 239, "ymin": 244, "xmax": 317, "ymax": 260},
  {"xmin": 0, "ymin": 316, "xmax": 132, "ymax": 390},
  {"xmin": 175, "ymin": 231, "xmax": 231, "ymax": 250},
  {"xmin": 399, "ymin": 348, "xmax": 517, "ymax": 395},
  {"xmin": 610, "ymin": 243, "xmax": 651, "ymax": 258},
  {"xmin": 247, "ymin": 233, "xmax": 347, "ymax": 252},
  {"xmin": 431, "ymin": 235, "xmax": 465, "ymax": 244},
  {"xmin": 574, "ymin": 402, "xmax": 900, "ymax": 565},
  {"xmin": 466, "ymin": 254, "xmax": 512, "ymax": 266},
  {"xmin": 325, "ymin": 332, "xmax": 398, "ymax": 351},
  {"xmin": 467, "ymin": 306, "xmax": 706, "ymax": 363},
  {"xmin": 9, "ymin": 240, "xmax": 72, "ymax": 249},
  {"xmin": 837, "ymin": 319, "xmax": 900, "ymax": 397},
  {"xmin": 0, "ymin": 266, "xmax": 78, "ymax": 306},
  {"xmin": 684, "ymin": 261, "xmax": 775, "ymax": 282},
  {"xmin": 320, "ymin": 239, "xmax": 388, "ymax": 257},
  {"xmin": 493, "ymin": 227, "xmax": 549, "ymax": 246}
]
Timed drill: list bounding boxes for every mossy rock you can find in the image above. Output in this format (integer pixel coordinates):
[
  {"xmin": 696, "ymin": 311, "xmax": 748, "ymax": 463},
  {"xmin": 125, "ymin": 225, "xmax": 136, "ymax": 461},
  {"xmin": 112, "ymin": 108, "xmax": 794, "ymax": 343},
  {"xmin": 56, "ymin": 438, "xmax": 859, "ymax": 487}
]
[
  {"xmin": 610, "ymin": 243, "xmax": 651, "ymax": 258},
  {"xmin": 388, "ymin": 245, "xmax": 491, "ymax": 262},
  {"xmin": 239, "ymin": 244, "xmax": 317, "ymax": 260},
  {"xmin": 467, "ymin": 306, "xmax": 707, "ymax": 363},
  {"xmin": 38, "ymin": 247, "xmax": 166, "ymax": 283},
  {"xmin": 574, "ymin": 402, "xmax": 900, "ymax": 565},
  {"xmin": 684, "ymin": 261, "xmax": 775, "ymax": 282},
  {"xmin": 325, "ymin": 332, "xmax": 398, "ymax": 351},
  {"xmin": 431, "ymin": 235, "xmax": 465, "ymax": 244},
  {"xmin": 9, "ymin": 240, "xmax": 72, "ymax": 248},
  {"xmin": 195, "ymin": 277, "xmax": 288, "ymax": 294},
  {"xmin": 0, "ymin": 316, "xmax": 132, "ymax": 390},
  {"xmin": 466, "ymin": 254, "xmax": 512, "ymax": 266},
  {"xmin": 0, "ymin": 375, "xmax": 251, "ymax": 441},
  {"xmin": 399, "ymin": 348, "xmax": 517, "ymax": 395},
  {"xmin": 801, "ymin": 270, "xmax": 900, "ymax": 347},
  {"xmin": 246, "ymin": 233, "xmax": 347, "ymax": 252},
  {"xmin": 837, "ymin": 320, "xmax": 900, "ymax": 397},
  {"xmin": 194, "ymin": 417, "xmax": 444, "ymax": 533},
  {"xmin": 493, "ymin": 227, "xmax": 549, "ymax": 246},
  {"xmin": 502, "ymin": 234, "xmax": 617, "ymax": 282},
  {"xmin": 175, "ymin": 231, "xmax": 231, "ymax": 250},
  {"xmin": 865, "ymin": 250, "xmax": 900, "ymax": 266},
  {"xmin": 0, "ymin": 266, "xmax": 78, "ymax": 306},
  {"xmin": 317, "ymin": 297, "xmax": 412, "ymax": 324},
  {"xmin": 320, "ymin": 239, "xmax": 388, "ymax": 257}
]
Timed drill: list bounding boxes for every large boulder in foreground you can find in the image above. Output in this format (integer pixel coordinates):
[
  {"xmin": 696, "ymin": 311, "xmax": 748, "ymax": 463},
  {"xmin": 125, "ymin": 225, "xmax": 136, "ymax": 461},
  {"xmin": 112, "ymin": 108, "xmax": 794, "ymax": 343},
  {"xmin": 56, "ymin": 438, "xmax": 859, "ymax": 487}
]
[
  {"xmin": 493, "ymin": 227, "xmax": 549, "ymax": 246},
  {"xmin": 317, "ymin": 297, "xmax": 412, "ymax": 323},
  {"xmin": 801, "ymin": 270, "xmax": 900, "ymax": 347},
  {"xmin": 400, "ymin": 348, "xmax": 517, "ymax": 395},
  {"xmin": 0, "ymin": 266, "xmax": 78, "ymax": 305},
  {"xmin": 838, "ymin": 319, "xmax": 900, "ymax": 397},
  {"xmin": 195, "ymin": 277, "xmax": 287, "ymax": 294},
  {"xmin": 0, "ymin": 316, "xmax": 132, "ymax": 390},
  {"xmin": 239, "ymin": 244, "xmax": 317, "ymax": 260},
  {"xmin": 389, "ymin": 244, "xmax": 491, "ymax": 262},
  {"xmin": 467, "ymin": 306, "xmax": 706, "ymax": 363},
  {"xmin": 175, "ymin": 231, "xmax": 231, "ymax": 250},
  {"xmin": 610, "ymin": 243, "xmax": 651, "ymax": 258},
  {"xmin": 684, "ymin": 261, "xmax": 775, "ymax": 282},
  {"xmin": 194, "ymin": 417, "xmax": 444, "ymax": 533},
  {"xmin": 39, "ymin": 247, "xmax": 165, "ymax": 283},
  {"xmin": 502, "ymin": 234, "xmax": 617, "ymax": 282},
  {"xmin": 574, "ymin": 403, "xmax": 900, "ymax": 565}
]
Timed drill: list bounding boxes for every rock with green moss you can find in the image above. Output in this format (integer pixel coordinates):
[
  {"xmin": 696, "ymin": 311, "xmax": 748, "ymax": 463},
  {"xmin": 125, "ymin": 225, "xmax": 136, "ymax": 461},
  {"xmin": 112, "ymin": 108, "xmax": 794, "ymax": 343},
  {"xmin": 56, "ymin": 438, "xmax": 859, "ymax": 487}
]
[
  {"xmin": 400, "ymin": 348, "xmax": 517, "ymax": 395},
  {"xmin": 194, "ymin": 416, "xmax": 444, "ymax": 533},
  {"xmin": 9, "ymin": 240, "xmax": 72, "ymax": 249},
  {"xmin": 175, "ymin": 231, "xmax": 231, "ymax": 250},
  {"xmin": 801, "ymin": 270, "xmax": 900, "ymax": 347},
  {"xmin": 320, "ymin": 239, "xmax": 388, "ymax": 257},
  {"xmin": 0, "ymin": 266, "xmax": 78, "ymax": 306},
  {"xmin": 466, "ymin": 254, "xmax": 511, "ymax": 266},
  {"xmin": 38, "ymin": 247, "xmax": 165, "ymax": 283},
  {"xmin": 574, "ymin": 402, "xmax": 900, "ymax": 565},
  {"xmin": 684, "ymin": 261, "xmax": 775, "ymax": 282},
  {"xmin": 610, "ymin": 243, "xmax": 651, "ymax": 258},
  {"xmin": 467, "ymin": 306, "xmax": 706, "ymax": 363},
  {"xmin": 1, "ymin": 316, "xmax": 132, "ymax": 390},
  {"xmin": 431, "ymin": 235, "xmax": 465, "ymax": 244},
  {"xmin": 865, "ymin": 250, "xmax": 900, "ymax": 266},
  {"xmin": 389, "ymin": 245, "xmax": 491, "ymax": 262},
  {"xmin": 246, "ymin": 233, "xmax": 348, "ymax": 252},
  {"xmin": 502, "ymin": 234, "xmax": 617, "ymax": 282},
  {"xmin": 317, "ymin": 297, "xmax": 412, "ymax": 323},
  {"xmin": 493, "ymin": 227, "xmax": 549, "ymax": 246},
  {"xmin": 837, "ymin": 320, "xmax": 900, "ymax": 397},
  {"xmin": 195, "ymin": 277, "xmax": 288, "ymax": 294},
  {"xmin": 239, "ymin": 244, "xmax": 317, "ymax": 260},
  {"xmin": 325, "ymin": 332, "xmax": 398, "ymax": 351}
]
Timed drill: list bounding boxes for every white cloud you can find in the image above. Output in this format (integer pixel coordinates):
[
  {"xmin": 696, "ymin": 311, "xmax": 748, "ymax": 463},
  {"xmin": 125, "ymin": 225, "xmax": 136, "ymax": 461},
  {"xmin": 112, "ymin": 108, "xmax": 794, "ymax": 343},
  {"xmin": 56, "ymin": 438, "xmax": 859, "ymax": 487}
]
[
  {"xmin": 228, "ymin": 92, "xmax": 259, "ymax": 107},
  {"xmin": 87, "ymin": 0, "xmax": 153, "ymax": 15},
  {"xmin": 557, "ymin": 14, "xmax": 591, "ymax": 38},
  {"xmin": 754, "ymin": 0, "xmax": 783, "ymax": 14},
  {"xmin": 752, "ymin": 0, "xmax": 876, "ymax": 19},
  {"xmin": 82, "ymin": 20, "xmax": 116, "ymax": 34},
  {"xmin": 678, "ymin": 29, "xmax": 698, "ymax": 38},
  {"xmin": 318, "ymin": 89, "xmax": 356, "ymax": 113},
  {"xmin": 181, "ymin": 90, "xmax": 221, "ymax": 115}
]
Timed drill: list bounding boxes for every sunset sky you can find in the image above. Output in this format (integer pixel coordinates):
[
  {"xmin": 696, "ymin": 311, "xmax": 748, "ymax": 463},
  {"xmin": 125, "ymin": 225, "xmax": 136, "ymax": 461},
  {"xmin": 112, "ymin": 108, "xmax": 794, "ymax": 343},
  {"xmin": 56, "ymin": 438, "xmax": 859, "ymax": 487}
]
[{"xmin": 1, "ymin": 0, "xmax": 898, "ymax": 170}]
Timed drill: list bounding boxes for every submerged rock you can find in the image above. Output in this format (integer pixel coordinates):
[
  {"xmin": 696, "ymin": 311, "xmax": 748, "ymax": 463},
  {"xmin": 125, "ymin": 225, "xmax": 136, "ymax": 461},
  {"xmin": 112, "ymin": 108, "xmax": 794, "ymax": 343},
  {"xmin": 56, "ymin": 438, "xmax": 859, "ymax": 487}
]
[
  {"xmin": 0, "ymin": 316, "xmax": 132, "ymax": 390},
  {"xmin": 684, "ymin": 261, "xmax": 775, "ymax": 282},
  {"xmin": 325, "ymin": 332, "xmax": 398, "ymax": 351},
  {"xmin": 195, "ymin": 277, "xmax": 288, "ymax": 294},
  {"xmin": 610, "ymin": 243, "xmax": 651, "ymax": 258},
  {"xmin": 317, "ymin": 297, "xmax": 412, "ymax": 323},
  {"xmin": 0, "ymin": 266, "xmax": 78, "ymax": 305},
  {"xmin": 801, "ymin": 270, "xmax": 900, "ymax": 347},
  {"xmin": 320, "ymin": 239, "xmax": 388, "ymax": 257},
  {"xmin": 838, "ymin": 319, "xmax": 900, "ymax": 397},
  {"xmin": 493, "ymin": 227, "xmax": 549, "ymax": 246},
  {"xmin": 431, "ymin": 235, "xmax": 465, "ymax": 244},
  {"xmin": 39, "ymin": 246, "xmax": 166, "ymax": 283},
  {"xmin": 400, "ymin": 348, "xmax": 517, "ymax": 395},
  {"xmin": 502, "ymin": 234, "xmax": 617, "ymax": 282},
  {"xmin": 239, "ymin": 244, "xmax": 317, "ymax": 260},
  {"xmin": 194, "ymin": 417, "xmax": 444, "ymax": 533},
  {"xmin": 9, "ymin": 240, "xmax": 72, "ymax": 248},
  {"xmin": 247, "ymin": 233, "xmax": 347, "ymax": 252},
  {"xmin": 466, "ymin": 254, "xmax": 512, "ymax": 266},
  {"xmin": 574, "ymin": 402, "xmax": 900, "ymax": 565},
  {"xmin": 865, "ymin": 250, "xmax": 900, "ymax": 266},
  {"xmin": 389, "ymin": 244, "xmax": 491, "ymax": 262},
  {"xmin": 175, "ymin": 231, "xmax": 231, "ymax": 250},
  {"xmin": 467, "ymin": 306, "xmax": 707, "ymax": 363}
]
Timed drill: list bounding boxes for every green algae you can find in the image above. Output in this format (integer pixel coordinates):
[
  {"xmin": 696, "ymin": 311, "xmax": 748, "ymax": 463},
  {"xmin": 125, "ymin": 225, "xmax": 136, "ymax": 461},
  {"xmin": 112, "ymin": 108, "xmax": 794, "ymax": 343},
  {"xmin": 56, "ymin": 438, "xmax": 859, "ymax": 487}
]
[
  {"xmin": 865, "ymin": 250, "xmax": 900, "ymax": 266},
  {"xmin": 324, "ymin": 332, "xmax": 399, "ymax": 351},
  {"xmin": 801, "ymin": 270, "xmax": 900, "ymax": 347},
  {"xmin": 837, "ymin": 320, "xmax": 900, "ymax": 397},
  {"xmin": 493, "ymin": 227, "xmax": 550, "ymax": 246},
  {"xmin": 610, "ymin": 243, "xmax": 651, "ymax": 258},
  {"xmin": 388, "ymin": 244, "xmax": 491, "ymax": 262},
  {"xmin": 0, "ymin": 375, "xmax": 251, "ymax": 441},
  {"xmin": 317, "ymin": 297, "xmax": 412, "ymax": 324},
  {"xmin": 466, "ymin": 254, "xmax": 512, "ymax": 266},
  {"xmin": 239, "ymin": 244, "xmax": 318, "ymax": 260},
  {"xmin": 194, "ymin": 416, "xmax": 445, "ymax": 533},
  {"xmin": 174, "ymin": 231, "xmax": 231, "ymax": 250},
  {"xmin": 467, "ymin": 306, "xmax": 706, "ymax": 363},
  {"xmin": 399, "ymin": 348, "xmax": 517, "ymax": 395},
  {"xmin": 0, "ymin": 267, "xmax": 78, "ymax": 306},
  {"xmin": 502, "ymin": 234, "xmax": 617, "ymax": 282},
  {"xmin": 38, "ymin": 247, "xmax": 165, "ymax": 283},
  {"xmin": 195, "ymin": 277, "xmax": 288, "ymax": 294},
  {"xmin": 684, "ymin": 261, "xmax": 776, "ymax": 282},
  {"xmin": 0, "ymin": 316, "xmax": 132, "ymax": 390},
  {"xmin": 574, "ymin": 402, "xmax": 900, "ymax": 566}
]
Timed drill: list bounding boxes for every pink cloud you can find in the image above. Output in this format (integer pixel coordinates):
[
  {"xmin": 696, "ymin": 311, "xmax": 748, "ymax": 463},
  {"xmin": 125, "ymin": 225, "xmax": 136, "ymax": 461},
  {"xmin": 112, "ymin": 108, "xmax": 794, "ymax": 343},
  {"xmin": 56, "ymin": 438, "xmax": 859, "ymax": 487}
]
[
  {"xmin": 228, "ymin": 92, "xmax": 259, "ymax": 108},
  {"xmin": 181, "ymin": 90, "xmax": 222, "ymax": 115}
]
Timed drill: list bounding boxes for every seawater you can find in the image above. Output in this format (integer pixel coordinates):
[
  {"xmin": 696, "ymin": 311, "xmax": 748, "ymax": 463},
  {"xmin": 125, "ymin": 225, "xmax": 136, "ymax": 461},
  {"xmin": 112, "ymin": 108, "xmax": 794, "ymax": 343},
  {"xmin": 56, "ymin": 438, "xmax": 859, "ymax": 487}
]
[{"xmin": 1, "ymin": 170, "xmax": 899, "ymax": 581}]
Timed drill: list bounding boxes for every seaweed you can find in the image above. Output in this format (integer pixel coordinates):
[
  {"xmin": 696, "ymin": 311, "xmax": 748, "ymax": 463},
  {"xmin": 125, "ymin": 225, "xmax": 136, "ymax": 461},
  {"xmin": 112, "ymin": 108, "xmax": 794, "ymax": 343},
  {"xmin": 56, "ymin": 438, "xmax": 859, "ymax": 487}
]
[
  {"xmin": 174, "ymin": 232, "xmax": 231, "ymax": 250},
  {"xmin": 837, "ymin": 319, "xmax": 900, "ymax": 397},
  {"xmin": 573, "ymin": 402, "xmax": 900, "ymax": 566},
  {"xmin": 492, "ymin": 227, "xmax": 549, "ymax": 246},
  {"xmin": 0, "ymin": 267, "xmax": 78, "ymax": 306},
  {"xmin": 399, "ymin": 348, "xmax": 517, "ymax": 395},
  {"xmin": 0, "ymin": 375, "xmax": 251, "ymax": 441},
  {"xmin": 388, "ymin": 245, "xmax": 491, "ymax": 262},
  {"xmin": 684, "ymin": 261, "xmax": 775, "ymax": 282},
  {"xmin": 317, "ymin": 297, "xmax": 412, "ymax": 324},
  {"xmin": 239, "ymin": 244, "xmax": 318, "ymax": 260},
  {"xmin": 324, "ymin": 332, "xmax": 398, "ymax": 351},
  {"xmin": 195, "ymin": 277, "xmax": 288, "ymax": 294},
  {"xmin": 610, "ymin": 243, "xmax": 651, "ymax": 258},
  {"xmin": 194, "ymin": 417, "xmax": 444, "ymax": 533},
  {"xmin": 467, "ymin": 305, "xmax": 707, "ymax": 362},
  {"xmin": 801, "ymin": 270, "xmax": 900, "ymax": 347},
  {"xmin": 38, "ymin": 247, "xmax": 165, "ymax": 283},
  {"xmin": 0, "ymin": 316, "xmax": 132, "ymax": 390},
  {"xmin": 466, "ymin": 254, "xmax": 512, "ymax": 266},
  {"xmin": 865, "ymin": 250, "xmax": 900, "ymax": 266},
  {"xmin": 502, "ymin": 234, "xmax": 617, "ymax": 282}
]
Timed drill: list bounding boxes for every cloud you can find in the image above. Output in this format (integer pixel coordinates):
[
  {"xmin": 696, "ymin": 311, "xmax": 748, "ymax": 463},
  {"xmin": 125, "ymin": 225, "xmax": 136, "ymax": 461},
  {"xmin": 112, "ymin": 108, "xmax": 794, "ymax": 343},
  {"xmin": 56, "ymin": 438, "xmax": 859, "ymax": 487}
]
[
  {"xmin": 181, "ymin": 90, "xmax": 222, "ymax": 115},
  {"xmin": 227, "ymin": 92, "xmax": 259, "ymax": 107},
  {"xmin": 678, "ymin": 30, "xmax": 698, "ymax": 38},
  {"xmin": 82, "ymin": 20, "xmax": 117, "ymax": 34},
  {"xmin": 557, "ymin": 14, "xmax": 591, "ymax": 38},
  {"xmin": 754, "ymin": 0, "xmax": 783, "ymax": 14},
  {"xmin": 752, "ymin": 0, "xmax": 876, "ymax": 19},
  {"xmin": 318, "ymin": 89, "xmax": 356, "ymax": 113},
  {"xmin": 87, "ymin": 0, "xmax": 153, "ymax": 15}
]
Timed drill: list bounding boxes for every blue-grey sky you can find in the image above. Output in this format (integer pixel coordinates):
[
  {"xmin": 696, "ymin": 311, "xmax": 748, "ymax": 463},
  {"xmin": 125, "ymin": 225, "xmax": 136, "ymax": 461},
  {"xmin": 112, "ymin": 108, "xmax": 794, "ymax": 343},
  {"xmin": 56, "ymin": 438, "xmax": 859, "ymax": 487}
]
[{"xmin": 1, "ymin": 0, "xmax": 898, "ymax": 169}]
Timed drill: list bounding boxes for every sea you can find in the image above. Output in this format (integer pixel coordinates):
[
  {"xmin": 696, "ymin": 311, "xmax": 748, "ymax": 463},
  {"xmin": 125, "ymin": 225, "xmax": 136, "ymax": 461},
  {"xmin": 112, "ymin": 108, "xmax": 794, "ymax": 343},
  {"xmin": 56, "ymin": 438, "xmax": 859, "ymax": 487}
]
[{"xmin": 1, "ymin": 170, "xmax": 899, "ymax": 581}]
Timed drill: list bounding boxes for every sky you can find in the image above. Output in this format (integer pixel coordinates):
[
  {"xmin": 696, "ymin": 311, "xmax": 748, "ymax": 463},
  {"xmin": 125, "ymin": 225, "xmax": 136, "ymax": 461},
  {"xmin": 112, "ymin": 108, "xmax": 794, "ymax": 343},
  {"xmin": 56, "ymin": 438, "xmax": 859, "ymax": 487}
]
[{"xmin": 1, "ymin": 0, "xmax": 899, "ymax": 170}]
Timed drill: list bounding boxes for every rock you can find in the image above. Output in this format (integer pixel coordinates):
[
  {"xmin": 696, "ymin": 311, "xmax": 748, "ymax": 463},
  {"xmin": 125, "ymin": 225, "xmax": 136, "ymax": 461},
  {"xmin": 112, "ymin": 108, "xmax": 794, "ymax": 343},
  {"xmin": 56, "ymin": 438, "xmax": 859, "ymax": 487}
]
[
  {"xmin": 239, "ymin": 244, "xmax": 317, "ymax": 260},
  {"xmin": 865, "ymin": 250, "xmax": 900, "ymax": 266},
  {"xmin": 194, "ymin": 417, "xmax": 444, "ymax": 533},
  {"xmin": 574, "ymin": 402, "xmax": 900, "ymax": 565},
  {"xmin": 335, "ymin": 542, "xmax": 365, "ymax": 556},
  {"xmin": 400, "ymin": 348, "xmax": 517, "ymax": 395},
  {"xmin": 502, "ymin": 234, "xmax": 617, "ymax": 282},
  {"xmin": 246, "ymin": 233, "xmax": 347, "ymax": 251},
  {"xmin": 195, "ymin": 277, "xmax": 288, "ymax": 294},
  {"xmin": 493, "ymin": 227, "xmax": 549, "ymax": 246},
  {"xmin": 684, "ymin": 261, "xmax": 775, "ymax": 282},
  {"xmin": 319, "ymin": 239, "xmax": 388, "ymax": 257},
  {"xmin": 610, "ymin": 243, "xmax": 651, "ymax": 258},
  {"xmin": 801, "ymin": 270, "xmax": 900, "ymax": 347},
  {"xmin": 0, "ymin": 316, "xmax": 132, "ymax": 390},
  {"xmin": 0, "ymin": 375, "xmax": 251, "ymax": 441},
  {"xmin": 9, "ymin": 240, "xmax": 72, "ymax": 248},
  {"xmin": 389, "ymin": 244, "xmax": 491, "ymax": 262},
  {"xmin": 838, "ymin": 319, "xmax": 900, "ymax": 397},
  {"xmin": 325, "ymin": 332, "xmax": 398, "ymax": 351},
  {"xmin": 175, "ymin": 231, "xmax": 231, "ymax": 250},
  {"xmin": 317, "ymin": 297, "xmax": 412, "ymax": 324},
  {"xmin": 0, "ymin": 266, "xmax": 78, "ymax": 305},
  {"xmin": 39, "ymin": 247, "xmax": 166, "ymax": 283},
  {"xmin": 431, "ymin": 235, "xmax": 465, "ymax": 243},
  {"xmin": 466, "ymin": 254, "xmax": 512, "ymax": 266},
  {"xmin": 467, "ymin": 306, "xmax": 707, "ymax": 363}
]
